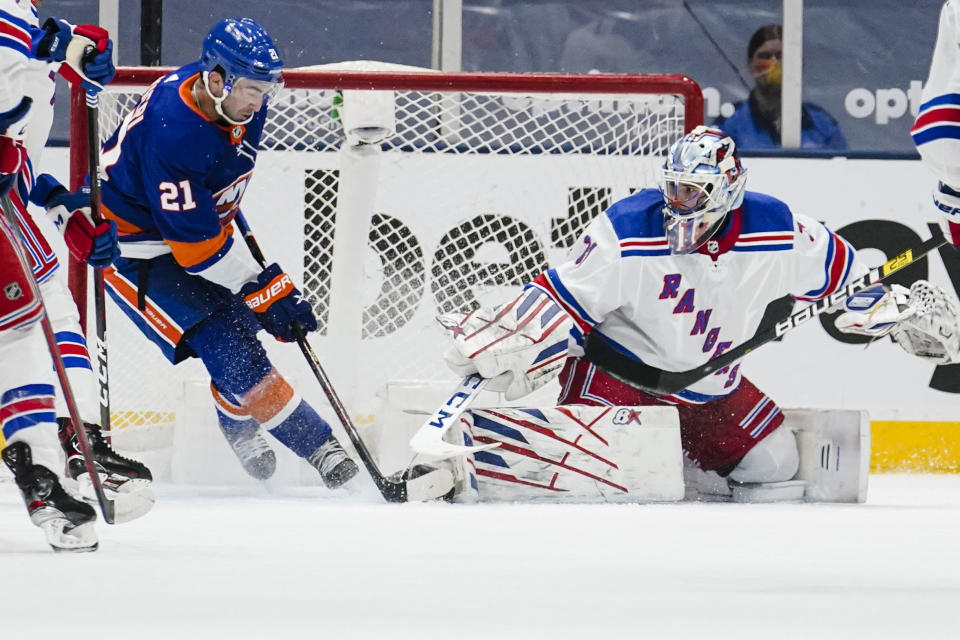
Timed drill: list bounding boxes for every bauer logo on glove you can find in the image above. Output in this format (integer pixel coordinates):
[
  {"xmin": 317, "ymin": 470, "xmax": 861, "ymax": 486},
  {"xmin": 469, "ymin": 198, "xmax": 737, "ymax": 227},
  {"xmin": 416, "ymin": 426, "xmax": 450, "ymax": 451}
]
[
  {"xmin": 238, "ymin": 263, "xmax": 317, "ymax": 342},
  {"xmin": 438, "ymin": 286, "xmax": 573, "ymax": 401},
  {"xmin": 243, "ymin": 270, "xmax": 295, "ymax": 312}
]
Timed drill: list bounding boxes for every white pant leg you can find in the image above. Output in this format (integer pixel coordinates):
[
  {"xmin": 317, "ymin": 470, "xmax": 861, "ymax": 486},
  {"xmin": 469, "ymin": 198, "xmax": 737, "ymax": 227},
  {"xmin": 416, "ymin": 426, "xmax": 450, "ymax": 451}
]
[
  {"xmin": 0, "ymin": 322, "xmax": 61, "ymax": 472},
  {"xmin": 39, "ymin": 270, "xmax": 100, "ymax": 425}
]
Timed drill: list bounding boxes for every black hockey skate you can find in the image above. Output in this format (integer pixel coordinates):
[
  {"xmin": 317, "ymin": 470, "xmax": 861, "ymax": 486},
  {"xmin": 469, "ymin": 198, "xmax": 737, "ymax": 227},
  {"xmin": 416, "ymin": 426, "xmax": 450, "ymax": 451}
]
[
  {"xmin": 58, "ymin": 419, "xmax": 155, "ymax": 522},
  {"xmin": 217, "ymin": 424, "xmax": 277, "ymax": 480},
  {"xmin": 2, "ymin": 441, "xmax": 98, "ymax": 552},
  {"xmin": 307, "ymin": 436, "xmax": 359, "ymax": 489}
]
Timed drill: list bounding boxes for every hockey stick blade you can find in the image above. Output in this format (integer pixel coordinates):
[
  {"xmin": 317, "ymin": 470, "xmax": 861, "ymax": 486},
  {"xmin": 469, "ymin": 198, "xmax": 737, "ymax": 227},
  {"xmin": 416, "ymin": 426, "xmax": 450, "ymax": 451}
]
[
  {"xmin": 409, "ymin": 374, "xmax": 501, "ymax": 459},
  {"xmin": 585, "ymin": 231, "xmax": 949, "ymax": 396},
  {"xmin": 399, "ymin": 468, "xmax": 455, "ymax": 502}
]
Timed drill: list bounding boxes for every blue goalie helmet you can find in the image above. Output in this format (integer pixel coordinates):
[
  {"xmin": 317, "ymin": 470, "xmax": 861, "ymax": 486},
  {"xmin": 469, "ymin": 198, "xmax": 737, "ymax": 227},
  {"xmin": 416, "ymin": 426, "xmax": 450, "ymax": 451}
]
[
  {"xmin": 658, "ymin": 126, "xmax": 747, "ymax": 254},
  {"xmin": 200, "ymin": 18, "xmax": 283, "ymax": 88}
]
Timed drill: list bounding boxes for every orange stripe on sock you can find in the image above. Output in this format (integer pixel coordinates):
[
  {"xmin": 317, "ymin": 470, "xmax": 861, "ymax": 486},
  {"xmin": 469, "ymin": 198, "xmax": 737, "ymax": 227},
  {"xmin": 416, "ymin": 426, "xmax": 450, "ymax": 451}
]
[
  {"xmin": 242, "ymin": 369, "xmax": 295, "ymax": 424},
  {"xmin": 210, "ymin": 383, "xmax": 250, "ymax": 419}
]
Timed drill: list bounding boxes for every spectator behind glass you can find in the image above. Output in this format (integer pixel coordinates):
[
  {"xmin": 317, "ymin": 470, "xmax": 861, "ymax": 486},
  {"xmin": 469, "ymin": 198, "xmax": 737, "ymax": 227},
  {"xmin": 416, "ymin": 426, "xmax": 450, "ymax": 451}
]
[{"xmin": 714, "ymin": 24, "xmax": 847, "ymax": 151}]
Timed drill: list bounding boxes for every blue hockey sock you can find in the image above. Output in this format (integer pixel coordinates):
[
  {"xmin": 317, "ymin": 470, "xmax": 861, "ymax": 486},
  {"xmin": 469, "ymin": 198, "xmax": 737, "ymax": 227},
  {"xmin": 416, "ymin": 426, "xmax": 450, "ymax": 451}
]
[{"xmin": 266, "ymin": 400, "xmax": 332, "ymax": 458}]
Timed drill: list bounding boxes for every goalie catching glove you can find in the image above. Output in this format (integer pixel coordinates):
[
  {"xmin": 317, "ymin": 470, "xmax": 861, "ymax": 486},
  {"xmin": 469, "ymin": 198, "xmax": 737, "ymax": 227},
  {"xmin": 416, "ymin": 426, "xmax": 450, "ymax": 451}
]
[
  {"xmin": 439, "ymin": 287, "xmax": 572, "ymax": 400},
  {"xmin": 835, "ymin": 280, "xmax": 960, "ymax": 364}
]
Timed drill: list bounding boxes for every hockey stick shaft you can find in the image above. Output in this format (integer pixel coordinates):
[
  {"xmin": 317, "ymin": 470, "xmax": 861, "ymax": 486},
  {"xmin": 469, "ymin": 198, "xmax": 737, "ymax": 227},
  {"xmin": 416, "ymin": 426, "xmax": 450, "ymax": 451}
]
[
  {"xmin": 233, "ymin": 212, "xmax": 408, "ymax": 502},
  {"xmin": 84, "ymin": 92, "xmax": 111, "ymax": 434},
  {"xmin": 1, "ymin": 195, "xmax": 116, "ymax": 523},
  {"xmin": 584, "ymin": 230, "xmax": 950, "ymax": 396}
]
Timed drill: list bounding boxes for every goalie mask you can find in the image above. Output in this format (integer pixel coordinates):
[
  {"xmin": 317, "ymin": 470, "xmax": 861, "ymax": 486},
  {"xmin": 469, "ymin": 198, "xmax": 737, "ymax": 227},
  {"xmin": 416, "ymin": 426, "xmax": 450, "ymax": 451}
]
[
  {"xmin": 658, "ymin": 126, "xmax": 747, "ymax": 254},
  {"xmin": 199, "ymin": 18, "xmax": 284, "ymax": 125}
]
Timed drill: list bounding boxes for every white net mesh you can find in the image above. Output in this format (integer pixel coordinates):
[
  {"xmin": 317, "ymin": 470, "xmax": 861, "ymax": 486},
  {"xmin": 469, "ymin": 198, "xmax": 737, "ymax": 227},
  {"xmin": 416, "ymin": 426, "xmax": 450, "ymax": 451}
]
[{"xmin": 81, "ymin": 67, "xmax": 698, "ymax": 480}]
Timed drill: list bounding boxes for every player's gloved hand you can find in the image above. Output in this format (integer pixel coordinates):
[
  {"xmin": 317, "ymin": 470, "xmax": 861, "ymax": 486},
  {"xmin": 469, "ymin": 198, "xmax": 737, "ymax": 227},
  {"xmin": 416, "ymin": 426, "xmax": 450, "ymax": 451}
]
[
  {"xmin": 836, "ymin": 280, "xmax": 960, "ymax": 364},
  {"xmin": 439, "ymin": 286, "xmax": 572, "ymax": 401},
  {"xmin": 932, "ymin": 182, "xmax": 960, "ymax": 249},
  {"xmin": 239, "ymin": 263, "xmax": 317, "ymax": 342},
  {"xmin": 0, "ymin": 98, "xmax": 32, "ymax": 196},
  {"xmin": 33, "ymin": 18, "xmax": 115, "ymax": 92},
  {"xmin": 32, "ymin": 174, "xmax": 119, "ymax": 268}
]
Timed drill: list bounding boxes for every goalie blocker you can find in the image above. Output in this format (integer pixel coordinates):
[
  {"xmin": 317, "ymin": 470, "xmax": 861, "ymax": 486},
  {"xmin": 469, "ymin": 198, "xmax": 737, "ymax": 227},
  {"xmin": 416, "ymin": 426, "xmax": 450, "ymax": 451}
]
[{"xmin": 429, "ymin": 404, "xmax": 868, "ymax": 504}]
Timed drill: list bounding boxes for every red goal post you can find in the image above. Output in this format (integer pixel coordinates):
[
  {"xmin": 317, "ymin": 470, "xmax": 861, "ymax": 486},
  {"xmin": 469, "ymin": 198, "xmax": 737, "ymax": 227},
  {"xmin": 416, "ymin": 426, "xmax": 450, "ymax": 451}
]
[{"xmin": 67, "ymin": 66, "xmax": 702, "ymax": 483}]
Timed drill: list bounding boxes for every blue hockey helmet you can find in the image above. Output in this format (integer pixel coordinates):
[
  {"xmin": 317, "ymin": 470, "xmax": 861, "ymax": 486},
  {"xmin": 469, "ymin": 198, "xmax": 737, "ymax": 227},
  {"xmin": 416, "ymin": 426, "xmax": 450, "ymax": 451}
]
[{"xmin": 200, "ymin": 18, "xmax": 283, "ymax": 88}]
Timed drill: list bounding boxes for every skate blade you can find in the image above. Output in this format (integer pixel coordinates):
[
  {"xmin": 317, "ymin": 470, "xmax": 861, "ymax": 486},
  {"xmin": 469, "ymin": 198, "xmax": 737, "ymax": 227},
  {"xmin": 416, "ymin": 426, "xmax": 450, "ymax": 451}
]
[
  {"xmin": 40, "ymin": 520, "xmax": 99, "ymax": 553},
  {"xmin": 405, "ymin": 468, "xmax": 455, "ymax": 502}
]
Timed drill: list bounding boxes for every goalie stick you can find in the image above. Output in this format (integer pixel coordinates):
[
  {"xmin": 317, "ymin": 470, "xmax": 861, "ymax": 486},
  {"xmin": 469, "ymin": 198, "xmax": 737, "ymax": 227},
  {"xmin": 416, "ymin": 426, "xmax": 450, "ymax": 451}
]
[
  {"xmin": 233, "ymin": 212, "xmax": 453, "ymax": 502},
  {"xmin": 584, "ymin": 230, "xmax": 950, "ymax": 396},
  {"xmin": 1, "ymin": 194, "xmax": 116, "ymax": 524}
]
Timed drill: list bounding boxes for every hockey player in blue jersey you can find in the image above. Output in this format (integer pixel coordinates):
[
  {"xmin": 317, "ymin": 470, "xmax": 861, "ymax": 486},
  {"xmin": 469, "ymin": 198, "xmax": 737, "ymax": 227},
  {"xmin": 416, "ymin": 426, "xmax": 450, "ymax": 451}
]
[{"xmin": 97, "ymin": 18, "xmax": 359, "ymax": 487}]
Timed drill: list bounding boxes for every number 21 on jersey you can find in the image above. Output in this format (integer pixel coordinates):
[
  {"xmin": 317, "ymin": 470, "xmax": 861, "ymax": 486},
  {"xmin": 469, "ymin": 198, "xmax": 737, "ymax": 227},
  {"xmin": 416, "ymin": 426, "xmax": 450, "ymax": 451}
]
[{"xmin": 158, "ymin": 180, "xmax": 197, "ymax": 211}]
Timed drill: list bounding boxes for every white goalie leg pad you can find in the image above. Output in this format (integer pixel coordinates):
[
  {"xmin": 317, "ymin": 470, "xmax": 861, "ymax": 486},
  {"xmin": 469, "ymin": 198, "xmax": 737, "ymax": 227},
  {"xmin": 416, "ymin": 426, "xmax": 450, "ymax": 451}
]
[
  {"xmin": 790, "ymin": 408, "xmax": 870, "ymax": 503},
  {"xmin": 454, "ymin": 405, "xmax": 684, "ymax": 503}
]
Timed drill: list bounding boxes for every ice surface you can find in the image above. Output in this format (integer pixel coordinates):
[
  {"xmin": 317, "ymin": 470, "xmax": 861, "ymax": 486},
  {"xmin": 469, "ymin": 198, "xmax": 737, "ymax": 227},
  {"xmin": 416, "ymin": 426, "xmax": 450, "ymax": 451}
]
[{"xmin": 2, "ymin": 475, "xmax": 959, "ymax": 639}]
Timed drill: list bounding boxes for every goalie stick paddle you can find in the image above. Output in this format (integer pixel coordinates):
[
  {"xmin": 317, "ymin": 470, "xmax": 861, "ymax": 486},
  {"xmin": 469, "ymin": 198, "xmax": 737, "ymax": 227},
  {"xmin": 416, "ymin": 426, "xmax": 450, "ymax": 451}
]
[
  {"xmin": 233, "ymin": 212, "xmax": 453, "ymax": 502},
  {"xmin": 584, "ymin": 230, "xmax": 950, "ymax": 396},
  {"xmin": 1, "ymin": 195, "xmax": 116, "ymax": 524}
]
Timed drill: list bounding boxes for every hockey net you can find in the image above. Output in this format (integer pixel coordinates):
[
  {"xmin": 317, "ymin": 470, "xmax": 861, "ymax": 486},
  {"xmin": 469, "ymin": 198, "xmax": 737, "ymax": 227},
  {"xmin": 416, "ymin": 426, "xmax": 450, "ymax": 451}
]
[{"xmin": 68, "ymin": 64, "xmax": 702, "ymax": 483}]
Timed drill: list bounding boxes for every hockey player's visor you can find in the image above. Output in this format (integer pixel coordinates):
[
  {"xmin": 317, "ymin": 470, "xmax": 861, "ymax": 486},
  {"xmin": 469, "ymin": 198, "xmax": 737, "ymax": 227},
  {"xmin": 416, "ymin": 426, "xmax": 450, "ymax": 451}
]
[{"xmin": 229, "ymin": 77, "xmax": 284, "ymax": 106}]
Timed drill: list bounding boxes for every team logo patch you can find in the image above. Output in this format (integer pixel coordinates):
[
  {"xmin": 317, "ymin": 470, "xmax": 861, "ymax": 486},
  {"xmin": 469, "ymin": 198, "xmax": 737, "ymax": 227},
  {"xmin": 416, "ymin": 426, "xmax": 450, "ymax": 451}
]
[{"xmin": 4, "ymin": 282, "xmax": 22, "ymax": 300}]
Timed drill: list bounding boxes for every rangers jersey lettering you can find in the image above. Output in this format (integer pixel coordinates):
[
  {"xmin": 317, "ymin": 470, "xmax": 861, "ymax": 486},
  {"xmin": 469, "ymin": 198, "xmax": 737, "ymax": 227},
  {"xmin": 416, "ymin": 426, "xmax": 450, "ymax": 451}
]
[{"xmin": 531, "ymin": 189, "xmax": 865, "ymax": 402}]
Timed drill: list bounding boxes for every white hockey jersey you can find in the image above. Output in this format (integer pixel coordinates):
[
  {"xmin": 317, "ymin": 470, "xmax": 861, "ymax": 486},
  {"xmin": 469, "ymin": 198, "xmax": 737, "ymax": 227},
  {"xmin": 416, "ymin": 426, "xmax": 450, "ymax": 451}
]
[
  {"xmin": 0, "ymin": 0, "xmax": 58, "ymax": 173},
  {"xmin": 530, "ymin": 188, "xmax": 866, "ymax": 403},
  {"xmin": 912, "ymin": 0, "xmax": 960, "ymax": 186}
]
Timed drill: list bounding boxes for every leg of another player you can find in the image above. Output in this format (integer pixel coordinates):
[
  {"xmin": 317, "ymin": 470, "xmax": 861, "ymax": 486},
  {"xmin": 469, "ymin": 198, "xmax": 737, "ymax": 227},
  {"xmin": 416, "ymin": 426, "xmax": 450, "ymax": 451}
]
[
  {"xmin": 41, "ymin": 275, "xmax": 153, "ymax": 500},
  {"xmin": 0, "ymin": 325, "xmax": 98, "ymax": 552}
]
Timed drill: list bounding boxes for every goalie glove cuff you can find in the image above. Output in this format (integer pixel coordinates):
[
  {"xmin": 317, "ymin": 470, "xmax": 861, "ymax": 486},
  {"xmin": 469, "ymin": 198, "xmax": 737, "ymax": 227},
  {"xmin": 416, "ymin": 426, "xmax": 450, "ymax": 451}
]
[{"xmin": 835, "ymin": 284, "xmax": 913, "ymax": 338}]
